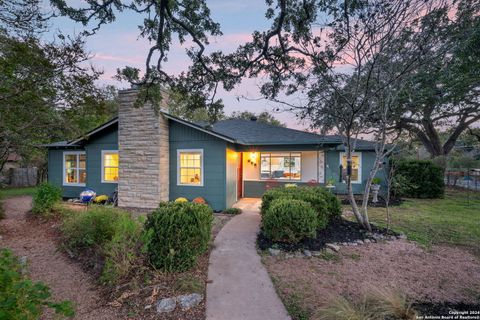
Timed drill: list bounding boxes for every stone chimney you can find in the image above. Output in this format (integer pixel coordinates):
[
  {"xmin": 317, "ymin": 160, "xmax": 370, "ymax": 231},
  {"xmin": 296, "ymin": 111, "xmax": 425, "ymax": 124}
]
[{"xmin": 117, "ymin": 90, "xmax": 169, "ymax": 209}]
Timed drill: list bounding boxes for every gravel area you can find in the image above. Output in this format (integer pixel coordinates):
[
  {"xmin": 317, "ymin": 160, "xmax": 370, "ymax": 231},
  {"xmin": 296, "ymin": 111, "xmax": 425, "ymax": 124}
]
[{"xmin": 0, "ymin": 196, "xmax": 121, "ymax": 320}]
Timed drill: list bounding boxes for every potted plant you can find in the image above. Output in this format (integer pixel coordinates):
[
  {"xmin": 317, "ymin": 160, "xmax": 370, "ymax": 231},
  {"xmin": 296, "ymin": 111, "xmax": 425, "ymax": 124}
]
[
  {"xmin": 371, "ymin": 177, "xmax": 382, "ymax": 203},
  {"xmin": 325, "ymin": 178, "xmax": 336, "ymax": 192}
]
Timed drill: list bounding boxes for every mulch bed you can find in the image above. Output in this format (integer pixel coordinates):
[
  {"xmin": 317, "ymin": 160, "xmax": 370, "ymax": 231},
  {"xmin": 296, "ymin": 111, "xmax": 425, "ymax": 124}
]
[
  {"xmin": 413, "ymin": 301, "xmax": 480, "ymax": 316},
  {"xmin": 257, "ymin": 218, "xmax": 398, "ymax": 252},
  {"xmin": 339, "ymin": 195, "xmax": 403, "ymax": 207}
]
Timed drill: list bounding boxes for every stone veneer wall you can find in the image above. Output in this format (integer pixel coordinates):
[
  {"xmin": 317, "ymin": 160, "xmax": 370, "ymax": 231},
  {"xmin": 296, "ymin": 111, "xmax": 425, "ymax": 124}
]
[{"xmin": 117, "ymin": 89, "xmax": 169, "ymax": 209}]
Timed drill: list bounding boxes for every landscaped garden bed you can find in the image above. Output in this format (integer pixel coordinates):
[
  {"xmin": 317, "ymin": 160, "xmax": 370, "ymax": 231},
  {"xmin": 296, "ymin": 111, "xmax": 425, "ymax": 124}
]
[
  {"xmin": 0, "ymin": 184, "xmax": 235, "ymax": 320},
  {"xmin": 261, "ymin": 187, "xmax": 480, "ymax": 319},
  {"xmin": 258, "ymin": 217, "xmax": 400, "ymax": 252}
]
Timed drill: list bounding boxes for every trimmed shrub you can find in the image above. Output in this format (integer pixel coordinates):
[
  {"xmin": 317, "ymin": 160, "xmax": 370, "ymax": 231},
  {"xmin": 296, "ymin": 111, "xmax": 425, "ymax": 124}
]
[
  {"xmin": 223, "ymin": 207, "xmax": 242, "ymax": 215},
  {"xmin": 262, "ymin": 199, "xmax": 317, "ymax": 243},
  {"xmin": 61, "ymin": 206, "xmax": 143, "ymax": 284},
  {"xmin": 393, "ymin": 159, "xmax": 444, "ymax": 198},
  {"xmin": 261, "ymin": 186, "xmax": 340, "ymax": 226},
  {"xmin": 143, "ymin": 202, "xmax": 213, "ymax": 272},
  {"xmin": 0, "ymin": 248, "xmax": 74, "ymax": 319},
  {"xmin": 32, "ymin": 182, "xmax": 62, "ymax": 215}
]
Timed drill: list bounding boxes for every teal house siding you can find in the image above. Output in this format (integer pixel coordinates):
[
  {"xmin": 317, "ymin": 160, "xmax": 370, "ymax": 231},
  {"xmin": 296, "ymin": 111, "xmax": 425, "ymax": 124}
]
[
  {"xmin": 47, "ymin": 123, "xmax": 118, "ymax": 198},
  {"xmin": 47, "ymin": 148, "xmax": 85, "ymax": 198},
  {"xmin": 325, "ymin": 150, "xmax": 387, "ymax": 194},
  {"xmin": 168, "ymin": 121, "xmax": 227, "ymax": 211},
  {"xmin": 84, "ymin": 124, "xmax": 118, "ymax": 197}
]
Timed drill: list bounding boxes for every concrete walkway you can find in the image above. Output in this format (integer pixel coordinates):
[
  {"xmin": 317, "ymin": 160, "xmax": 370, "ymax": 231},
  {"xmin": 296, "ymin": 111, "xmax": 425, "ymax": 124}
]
[{"xmin": 206, "ymin": 198, "xmax": 291, "ymax": 320}]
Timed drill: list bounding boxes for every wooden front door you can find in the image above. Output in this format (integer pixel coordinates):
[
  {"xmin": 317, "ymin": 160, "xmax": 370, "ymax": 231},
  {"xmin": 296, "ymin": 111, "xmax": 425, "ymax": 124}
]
[{"xmin": 237, "ymin": 153, "xmax": 243, "ymax": 199}]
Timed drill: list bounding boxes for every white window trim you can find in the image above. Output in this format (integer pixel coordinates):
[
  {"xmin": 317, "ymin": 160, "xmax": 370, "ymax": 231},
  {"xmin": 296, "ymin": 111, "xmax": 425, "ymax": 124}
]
[
  {"xmin": 63, "ymin": 151, "xmax": 86, "ymax": 187},
  {"xmin": 259, "ymin": 152, "xmax": 302, "ymax": 181},
  {"xmin": 339, "ymin": 152, "xmax": 362, "ymax": 184},
  {"xmin": 177, "ymin": 149, "xmax": 204, "ymax": 187},
  {"xmin": 101, "ymin": 150, "xmax": 119, "ymax": 184}
]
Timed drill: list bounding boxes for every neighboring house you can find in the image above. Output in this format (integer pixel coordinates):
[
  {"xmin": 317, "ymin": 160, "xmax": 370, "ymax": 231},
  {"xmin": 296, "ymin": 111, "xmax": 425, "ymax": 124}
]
[{"xmin": 44, "ymin": 90, "xmax": 386, "ymax": 211}]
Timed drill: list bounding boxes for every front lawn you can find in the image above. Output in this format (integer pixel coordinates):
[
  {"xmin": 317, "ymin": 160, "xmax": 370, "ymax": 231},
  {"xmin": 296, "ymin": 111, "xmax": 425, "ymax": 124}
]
[
  {"xmin": 0, "ymin": 186, "xmax": 37, "ymax": 198},
  {"xmin": 365, "ymin": 188, "xmax": 480, "ymax": 254}
]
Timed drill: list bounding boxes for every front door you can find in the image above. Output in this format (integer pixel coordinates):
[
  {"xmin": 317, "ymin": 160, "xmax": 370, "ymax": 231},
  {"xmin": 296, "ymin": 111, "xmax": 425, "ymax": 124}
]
[{"xmin": 237, "ymin": 153, "xmax": 243, "ymax": 199}]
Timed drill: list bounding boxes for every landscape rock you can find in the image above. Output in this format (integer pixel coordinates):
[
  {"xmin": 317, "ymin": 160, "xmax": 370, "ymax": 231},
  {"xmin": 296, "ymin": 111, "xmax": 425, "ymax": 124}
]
[
  {"xmin": 156, "ymin": 298, "xmax": 176, "ymax": 313},
  {"xmin": 285, "ymin": 253, "xmax": 295, "ymax": 259},
  {"xmin": 326, "ymin": 243, "xmax": 340, "ymax": 252},
  {"xmin": 397, "ymin": 234, "xmax": 407, "ymax": 240},
  {"xmin": 356, "ymin": 239, "xmax": 364, "ymax": 245},
  {"xmin": 177, "ymin": 293, "xmax": 203, "ymax": 310},
  {"xmin": 268, "ymin": 248, "xmax": 281, "ymax": 256},
  {"xmin": 303, "ymin": 250, "xmax": 312, "ymax": 257},
  {"xmin": 364, "ymin": 239, "xmax": 371, "ymax": 244}
]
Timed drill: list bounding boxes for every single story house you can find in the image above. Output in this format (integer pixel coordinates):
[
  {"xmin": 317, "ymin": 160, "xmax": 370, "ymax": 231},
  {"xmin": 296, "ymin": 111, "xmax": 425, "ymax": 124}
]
[{"xmin": 44, "ymin": 89, "xmax": 386, "ymax": 211}]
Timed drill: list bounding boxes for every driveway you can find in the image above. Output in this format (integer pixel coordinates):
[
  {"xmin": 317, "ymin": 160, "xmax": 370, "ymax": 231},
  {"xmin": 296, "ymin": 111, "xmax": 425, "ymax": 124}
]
[{"xmin": 206, "ymin": 198, "xmax": 291, "ymax": 320}]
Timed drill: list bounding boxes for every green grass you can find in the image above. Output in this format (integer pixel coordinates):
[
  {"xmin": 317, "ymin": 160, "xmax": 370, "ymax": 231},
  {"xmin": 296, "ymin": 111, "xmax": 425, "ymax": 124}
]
[
  {"xmin": 365, "ymin": 188, "xmax": 480, "ymax": 253},
  {"xmin": 0, "ymin": 187, "xmax": 37, "ymax": 198}
]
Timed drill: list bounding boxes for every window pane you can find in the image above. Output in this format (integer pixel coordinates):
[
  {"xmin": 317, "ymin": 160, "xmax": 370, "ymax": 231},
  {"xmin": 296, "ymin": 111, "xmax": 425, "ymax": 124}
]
[
  {"xmin": 290, "ymin": 155, "xmax": 301, "ymax": 180},
  {"xmin": 66, "ymin": 168, "xmax": 77, "ymax": 183},
  {"xmin": 104, "ymin": 153, "xmax": 118, "ymax": 167},
  {"xmin": 261, "ymin": 153, "xmax": 302, "ymax": 180},
  {"xmin": 104, "ymin": 167, "xmax": 118, "ymax": 182},
  {"xmin": 79, "ymin": 169, "xmax": 87, "ymax": 183},
  {"xmin": 65, "ymin": 155, "xmax": 76, "ymax": 169},
  {"xmin": 342, "ymin": 155, "xmax": 360, "ymax": 181},
  {"xmin": 179, "ymin": 151, "xmax": 202, "ymax": 184},
  {"xmin": 79, "ymin": 154, "xmax": 86, "ymax": 169}
]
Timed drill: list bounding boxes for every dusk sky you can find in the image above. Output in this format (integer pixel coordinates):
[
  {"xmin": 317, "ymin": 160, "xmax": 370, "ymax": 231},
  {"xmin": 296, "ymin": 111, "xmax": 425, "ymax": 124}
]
[{"xmin": 45, "ymin": 0, "xmax": 310, "ymax": 129}]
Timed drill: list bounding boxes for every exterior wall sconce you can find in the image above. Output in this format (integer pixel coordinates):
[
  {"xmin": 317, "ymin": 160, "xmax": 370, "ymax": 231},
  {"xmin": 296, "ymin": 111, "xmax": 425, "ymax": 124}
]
[{"xmin": 247, "ymin": 152, "xmax": 258, "ymax": 166}]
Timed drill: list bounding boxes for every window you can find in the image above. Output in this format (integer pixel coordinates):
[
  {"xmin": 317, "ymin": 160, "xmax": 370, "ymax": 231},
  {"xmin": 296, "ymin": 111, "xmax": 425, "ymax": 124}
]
[
  {"xmin": 102, "ymin": 151, "xmax": 119, "ymax": 183},
  {"xmin": 260, "ymin": 152, "xmax": 301, "ymax": 180},
  {"xmin": 177, "ymin": 149, "xmax": 203, "ymax": 186},
  {"xmin": 63, "ymin": 151, "xmax": 86, "ymax": 186},
  {"xmin": 340, "ymin": 152, "xmax": 362, "ymax": 183}
]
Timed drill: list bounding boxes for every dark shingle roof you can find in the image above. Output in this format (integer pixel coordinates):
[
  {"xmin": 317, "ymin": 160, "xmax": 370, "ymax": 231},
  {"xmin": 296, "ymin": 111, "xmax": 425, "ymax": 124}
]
[
  {"xmin": 40, "ymin": 141, "xmax": 81, "ymax": 148},
  {"xmin": 210, "ymin": 119, "xmax": 341, "ymax": 146},
  {"xmin": 43, "ymin": 113, "xmax": 378, "ymax": 150}
]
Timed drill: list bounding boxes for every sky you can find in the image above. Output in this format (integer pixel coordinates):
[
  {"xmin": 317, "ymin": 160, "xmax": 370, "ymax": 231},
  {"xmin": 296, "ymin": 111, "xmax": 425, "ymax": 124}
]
[{"xmin": 45, "ymin": 0, "xmax": 310, "ymax": 129}]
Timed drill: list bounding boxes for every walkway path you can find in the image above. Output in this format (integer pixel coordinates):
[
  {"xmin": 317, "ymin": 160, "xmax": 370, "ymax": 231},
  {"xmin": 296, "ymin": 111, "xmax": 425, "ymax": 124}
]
[{"xmin": 206, "ymin": 198, "xmax": 291, "ymax": 320}]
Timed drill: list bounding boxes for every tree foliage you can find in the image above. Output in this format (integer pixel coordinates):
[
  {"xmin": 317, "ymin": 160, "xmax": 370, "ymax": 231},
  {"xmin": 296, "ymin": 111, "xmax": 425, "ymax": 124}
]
[
  {"xmin": 0, "ymin": 0, "xmax": 117, "ymax": 173},
  {"xmin": 229, "ymin": 111, "xmax": 285, "ymax": 127},
  {"xmin": 392, "ymin": 0, "xmax": 480, "ymax": 158}
]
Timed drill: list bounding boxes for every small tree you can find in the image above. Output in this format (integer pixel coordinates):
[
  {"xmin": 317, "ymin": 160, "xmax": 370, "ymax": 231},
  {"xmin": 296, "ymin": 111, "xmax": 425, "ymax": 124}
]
[{"xmin": 247, "ymin": 0, "xmax": 447, "ymax": 230}]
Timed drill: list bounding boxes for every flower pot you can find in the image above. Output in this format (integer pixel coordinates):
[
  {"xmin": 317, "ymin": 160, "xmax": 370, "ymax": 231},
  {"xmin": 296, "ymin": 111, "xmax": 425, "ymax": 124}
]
[{"xmin": 371, "ymin": 184, "xmax": 380, "ymax": 203}]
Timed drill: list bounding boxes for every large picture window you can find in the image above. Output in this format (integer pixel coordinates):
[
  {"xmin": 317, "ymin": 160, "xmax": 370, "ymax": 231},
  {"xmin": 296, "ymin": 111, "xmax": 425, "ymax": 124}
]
[
  {"xmin": 63, "ymin": 151, "xmax": 86, "ymax": 186},
  {"xmin": 340, "ymin": 152, "xmax": 362, "ymax": 183},
  {"xmin": 260, "ymin": 152, "xmax": 301, "ymax": 180},
  {"xmin": 178, "ymin": 149, "xmax": 203, "ymax": 186},
  {"xmin": 102, "ymin": 151, "xmax": 119, "ymax": 183}
]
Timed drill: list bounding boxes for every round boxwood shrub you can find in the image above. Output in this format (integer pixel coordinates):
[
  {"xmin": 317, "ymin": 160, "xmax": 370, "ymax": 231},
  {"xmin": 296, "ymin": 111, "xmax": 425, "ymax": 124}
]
[
  {"xmin": 393, "ymin": 159, "xmax": 444, "ymax": 198},
  {"xmin": 32, "ymin": 182, "xmax": 62, "ymax": 215},
  {"xmin": 143, "ymin": 202, "xmax": 213, "ymax": 272},
  {"xmin": 262, "ymin": 199, "xmax": 318, "ymax": 243},
  {"xmin": 261, "ymin": 186, "xmax": 340, "ymax": 226}
]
